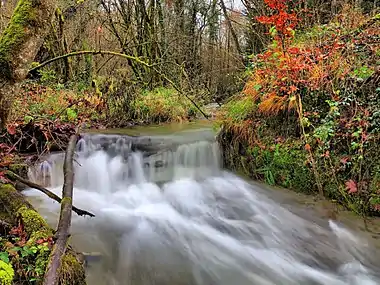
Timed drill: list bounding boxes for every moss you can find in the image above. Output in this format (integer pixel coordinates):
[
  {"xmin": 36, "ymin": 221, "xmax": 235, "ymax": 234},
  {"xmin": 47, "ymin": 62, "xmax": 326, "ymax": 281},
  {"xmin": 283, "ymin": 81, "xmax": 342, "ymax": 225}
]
[
  {"xmin": 61, "ymin": 197, "xmax": 72, "ymax": 207},
  {"xmin": 8, "ymin": 163, "xmax": 28, "ymax": 178},
  {"xmin": 59, "ymin": 253, "xmax": 86, "ymax": 285},
  {"xmin": 0, "ymin": 260, "xmax": 14, "ymax": 285},
  {"xmin": 0, "ymin": 184, "xmax": 86, "ymax": 284},
  {"xmin": 0, "ymin": 184, "xmax": 31, "ymax": 223},
  {"xmin": 17, "ymin": 206, "xmax": 49, "ymax": 236},
  {"xmin": 0, "ymin": 0, "xmax": 37, "ymax": 79}
]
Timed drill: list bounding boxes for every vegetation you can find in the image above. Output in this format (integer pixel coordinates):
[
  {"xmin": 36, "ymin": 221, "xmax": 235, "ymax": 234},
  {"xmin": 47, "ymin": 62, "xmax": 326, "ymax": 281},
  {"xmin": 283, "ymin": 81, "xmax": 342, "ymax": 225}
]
[
  {"xmin": 218, "ymin": 0, "xmax": 380, "ymax": 216},
  {"xmin": 0, "ymin": 0, "xmax": 380, "ymax": 282},
  {"xmin": 0, "ymin": 184, "xmax": 86, "ymax": 284}
]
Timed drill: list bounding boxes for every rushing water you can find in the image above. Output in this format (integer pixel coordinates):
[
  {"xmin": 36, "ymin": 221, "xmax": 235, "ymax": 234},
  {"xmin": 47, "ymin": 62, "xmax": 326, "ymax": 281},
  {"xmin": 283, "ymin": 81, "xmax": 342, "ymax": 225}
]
[{"xmin": 24, "ymin": 126, "xmax": 380, "ymax": 285}]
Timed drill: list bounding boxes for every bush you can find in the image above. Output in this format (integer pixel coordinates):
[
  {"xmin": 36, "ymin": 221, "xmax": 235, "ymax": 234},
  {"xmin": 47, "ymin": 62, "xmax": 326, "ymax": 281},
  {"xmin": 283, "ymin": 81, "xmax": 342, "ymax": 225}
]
[{"xmin": 218, "ymin": 2, "xmax": 380, "ymax": 215}]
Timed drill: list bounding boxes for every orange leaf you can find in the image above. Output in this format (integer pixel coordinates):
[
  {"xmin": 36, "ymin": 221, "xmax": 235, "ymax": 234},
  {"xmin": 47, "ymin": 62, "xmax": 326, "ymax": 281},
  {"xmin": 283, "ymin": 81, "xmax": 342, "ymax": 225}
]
[
  {"xmin": 288, "ymin": 85, "xmax": 298, "ymax": 93},
  {"xmin": 304, "ymin": 143, "xmax": 311, "ymax": 151}
]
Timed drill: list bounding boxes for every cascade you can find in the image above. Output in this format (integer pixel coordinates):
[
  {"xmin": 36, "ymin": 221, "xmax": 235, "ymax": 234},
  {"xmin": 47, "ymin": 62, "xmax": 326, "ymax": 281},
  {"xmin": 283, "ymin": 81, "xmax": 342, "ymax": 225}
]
[{"xmin": 24, "ymin": 130, "xmax": 380, "ymax": 285}]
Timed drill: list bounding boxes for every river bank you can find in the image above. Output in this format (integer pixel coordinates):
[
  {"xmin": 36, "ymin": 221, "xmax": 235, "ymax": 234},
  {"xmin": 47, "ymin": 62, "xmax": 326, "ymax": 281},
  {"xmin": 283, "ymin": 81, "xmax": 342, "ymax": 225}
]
[{"xmin": 217, "ymin": 9, "xmax": 380, "ymax": 217}]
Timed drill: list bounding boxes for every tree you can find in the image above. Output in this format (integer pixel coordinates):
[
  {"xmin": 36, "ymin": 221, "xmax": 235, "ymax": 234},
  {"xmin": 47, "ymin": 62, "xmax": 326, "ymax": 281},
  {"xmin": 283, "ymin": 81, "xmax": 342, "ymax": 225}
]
[{"xmin": 0, "ymin": 0, "xmax": 56, "ymax": 128}]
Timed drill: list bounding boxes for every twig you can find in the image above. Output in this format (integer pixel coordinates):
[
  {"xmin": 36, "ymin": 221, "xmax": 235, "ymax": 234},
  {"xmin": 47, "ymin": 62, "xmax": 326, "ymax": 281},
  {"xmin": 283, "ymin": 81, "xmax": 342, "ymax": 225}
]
[
  {"xmin": 5, "ymin": 171, "xmax": 94, "ymax": 217},
  {"xmin": 0, "ymin": 220, "xmax": 11, "ymax": 228},
  {"xmin": 43, "ymin": 134, "xmax": 78, "ymax": 285}
]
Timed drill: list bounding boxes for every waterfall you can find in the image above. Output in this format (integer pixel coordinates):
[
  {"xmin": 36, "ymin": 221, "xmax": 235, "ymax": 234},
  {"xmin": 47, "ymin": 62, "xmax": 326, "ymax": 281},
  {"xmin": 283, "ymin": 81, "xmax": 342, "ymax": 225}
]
[{"xmin": 24, "ymin": 131, "xmax": 380, "ymax": 285}]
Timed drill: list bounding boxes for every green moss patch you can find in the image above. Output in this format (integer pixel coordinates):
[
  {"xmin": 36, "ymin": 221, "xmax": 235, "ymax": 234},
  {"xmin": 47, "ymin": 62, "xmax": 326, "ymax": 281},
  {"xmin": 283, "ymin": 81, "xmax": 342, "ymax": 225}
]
[
  {"xmin": 0, "ymin": 0, "xmax": 36, "ymax": 79},
  {"xmin": 0, "ymin": 184, "xmax": 86, "ymax": 284}
]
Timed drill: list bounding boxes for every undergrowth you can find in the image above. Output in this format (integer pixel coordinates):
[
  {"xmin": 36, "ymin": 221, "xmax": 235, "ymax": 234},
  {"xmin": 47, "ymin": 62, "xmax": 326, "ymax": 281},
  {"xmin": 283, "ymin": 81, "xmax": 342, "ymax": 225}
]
[
  {"xmin": 9, "ymin": 75, "xmax": 201, "ymax": 127},
  {"xmin": 218, "ymin": 1, "xmax": 380, "ymax": 216},
  {"xmin": 0, "ymin": 219, "xmax": 53, "ymax": 283},
  {"xmin": 131, "ymin": 87, "xmax": 199, "ymax": 124},
  {"xmin": 10, "ymin": 80, "xmax": 105, "ymax": 124}
]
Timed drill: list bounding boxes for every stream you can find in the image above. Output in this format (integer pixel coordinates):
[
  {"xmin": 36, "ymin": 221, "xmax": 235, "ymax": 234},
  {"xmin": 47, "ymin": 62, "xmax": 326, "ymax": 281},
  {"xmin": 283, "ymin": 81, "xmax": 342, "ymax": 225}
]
[{"xmin": 24, "ymin": 122, "xmax": 380, "ymax": 285}]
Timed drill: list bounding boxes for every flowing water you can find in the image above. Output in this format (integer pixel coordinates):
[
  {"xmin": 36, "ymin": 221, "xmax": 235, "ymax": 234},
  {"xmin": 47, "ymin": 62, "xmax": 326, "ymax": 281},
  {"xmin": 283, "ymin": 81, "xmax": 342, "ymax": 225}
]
[{"xmin": 24, "ymin": 124, "xmax": 380, "ymax": 285}]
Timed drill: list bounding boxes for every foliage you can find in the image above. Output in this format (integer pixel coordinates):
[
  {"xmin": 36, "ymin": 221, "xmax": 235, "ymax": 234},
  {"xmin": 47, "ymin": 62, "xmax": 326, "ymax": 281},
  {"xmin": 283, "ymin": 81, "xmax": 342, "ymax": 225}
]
[
  {"xmin": 0, "ymin": 220, "xmax": 53, "ymax": 283},
  {"xmin": 219, "ymin": 2, "xmax": 380, "ymax": 215},
  {"xmin": 0, "ymin": 260, "xmax": 13, "ymax": 285},
  {"xmin": 131, "ymin": 87, "xmax": 199, "ymax": 124},
  {"xmin": 219, "ymin": 95, "xmax": 255, "ymax": 123},
  {"xmin": 10, "ymin": 82, "xmax": 106, "ymax": 123},
  {"xmin": 248, "ymin": 142, "xmax": 315, "ymax": 191}
]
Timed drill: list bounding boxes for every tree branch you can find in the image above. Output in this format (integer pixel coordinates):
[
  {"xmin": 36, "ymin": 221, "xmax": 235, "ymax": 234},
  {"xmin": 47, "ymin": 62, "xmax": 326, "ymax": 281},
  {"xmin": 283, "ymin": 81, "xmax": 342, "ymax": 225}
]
[
  {"xmin": 43, "ymin": 134, "xmax": 79, "ymax": 285},
  {"xmin": 28, "ymin": 50, "xmax": 152, "ymax": 74},
  {"xmin": 5, "ymin": 170, "xmax": 94, "ymax": 217},
  {"xmin": 28, "ymin": 50, "xmax": 210, "ymax": 119}
]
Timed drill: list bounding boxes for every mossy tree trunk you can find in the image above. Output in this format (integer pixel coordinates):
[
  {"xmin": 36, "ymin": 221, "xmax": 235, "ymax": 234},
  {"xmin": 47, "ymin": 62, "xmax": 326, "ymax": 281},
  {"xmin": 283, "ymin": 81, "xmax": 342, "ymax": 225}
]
[{"xmin": 0, "ymin": 0, "xmax": 56, "ymax": 128}]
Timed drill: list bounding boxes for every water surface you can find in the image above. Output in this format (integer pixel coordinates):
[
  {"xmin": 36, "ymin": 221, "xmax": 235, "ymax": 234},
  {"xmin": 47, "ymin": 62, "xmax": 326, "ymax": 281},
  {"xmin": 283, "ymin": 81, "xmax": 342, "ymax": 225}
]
[{"xmin": 25, "ymin": 123, "xmax": 380, "ymax": 285}]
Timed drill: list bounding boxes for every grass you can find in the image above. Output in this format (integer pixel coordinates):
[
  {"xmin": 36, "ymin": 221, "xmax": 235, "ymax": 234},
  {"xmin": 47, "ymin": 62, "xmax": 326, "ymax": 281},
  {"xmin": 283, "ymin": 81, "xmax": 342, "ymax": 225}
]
[{"xmin": 131, "ymin": 87, "xmax": 199, "ymax": 123}]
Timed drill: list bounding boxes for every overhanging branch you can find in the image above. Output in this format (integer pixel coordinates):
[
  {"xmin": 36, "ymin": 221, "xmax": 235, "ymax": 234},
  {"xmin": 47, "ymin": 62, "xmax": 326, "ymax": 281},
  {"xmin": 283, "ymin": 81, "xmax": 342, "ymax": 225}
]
[{"xmin": 28, "ymin": 50, "xmax": 209, "ymax": 119}]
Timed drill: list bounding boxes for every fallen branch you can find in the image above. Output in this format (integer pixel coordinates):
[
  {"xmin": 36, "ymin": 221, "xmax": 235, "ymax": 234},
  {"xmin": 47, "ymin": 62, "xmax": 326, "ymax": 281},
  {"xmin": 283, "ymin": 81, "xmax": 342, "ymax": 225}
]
[
  {"xmin": 43, "ymin": 134, "xmax": 78, "ymax": 285},
  {"xmin": 5, "ymin": 170, "xmax": 94, "ymax": 217}
]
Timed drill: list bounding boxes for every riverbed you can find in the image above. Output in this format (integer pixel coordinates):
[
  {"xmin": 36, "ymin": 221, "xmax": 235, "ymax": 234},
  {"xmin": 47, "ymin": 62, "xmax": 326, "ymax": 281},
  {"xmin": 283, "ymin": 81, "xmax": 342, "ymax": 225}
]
[{"xmin": 24, "ymin": 121, "xmax": 380, "ymax": 285}]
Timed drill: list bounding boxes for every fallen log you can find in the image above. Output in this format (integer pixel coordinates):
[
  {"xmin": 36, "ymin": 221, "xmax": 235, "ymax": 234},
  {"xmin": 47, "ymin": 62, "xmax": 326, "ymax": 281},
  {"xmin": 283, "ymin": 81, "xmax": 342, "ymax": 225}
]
[
  {"xmin": 43, "ymin": 134, "xmax": 80, "ymax": 285},
  {"xmin": 5, "ymin": 170, "xmax": 94, "ymax": 217}
]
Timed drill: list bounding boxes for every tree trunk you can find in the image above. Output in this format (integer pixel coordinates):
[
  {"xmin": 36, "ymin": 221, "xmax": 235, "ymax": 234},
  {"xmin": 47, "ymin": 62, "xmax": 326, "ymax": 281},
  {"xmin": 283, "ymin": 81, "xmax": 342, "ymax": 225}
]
[
  {"xmin": 219, "ymin": 0, "xmax": 242, "ymax": 56},
  {"xmin": 0, "ymin": 0, "xmax": 55, "ymax": 128},
  {"xmin": 43, "ymin": 134, "xmax": 77, "ymax": 285}
]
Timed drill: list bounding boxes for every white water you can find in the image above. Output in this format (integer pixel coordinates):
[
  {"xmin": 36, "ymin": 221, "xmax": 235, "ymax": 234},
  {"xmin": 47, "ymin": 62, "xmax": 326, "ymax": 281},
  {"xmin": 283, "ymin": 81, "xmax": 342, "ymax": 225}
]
[{"xmin": 24, "ymin": 130, "xmax": 380, "ymax": 285}]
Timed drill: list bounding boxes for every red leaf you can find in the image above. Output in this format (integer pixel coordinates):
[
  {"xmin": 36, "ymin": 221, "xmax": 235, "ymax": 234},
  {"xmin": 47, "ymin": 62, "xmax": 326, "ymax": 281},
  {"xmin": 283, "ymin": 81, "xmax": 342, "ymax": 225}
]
[
  {"xmin": 36, "ymin": 238, "xmax": 46, "ymax": 245},
  {"xmin": 6, "ymin": 124, "xmax": 16, "ymax": 135},
  {"xmin": 288, "ymin": 47, "xmax": 300, "ymax": 54},
  {"xmin": 340, "ymin": 157, "xmax": 349, "ymax": 165},
  {"xmin": 321, "ymin": 151, "xmax": 330, "ymax": 158},
  {"xmin": 288, "ymin": 85, "xmax": 298, "ymax": 93},
  {"xmin": 373, "ymin": 204, "xmax": 380, "ymax": 211},
  {"xmin": 345, "ymin": 179, "xmax": 357, "ymax": 194}
]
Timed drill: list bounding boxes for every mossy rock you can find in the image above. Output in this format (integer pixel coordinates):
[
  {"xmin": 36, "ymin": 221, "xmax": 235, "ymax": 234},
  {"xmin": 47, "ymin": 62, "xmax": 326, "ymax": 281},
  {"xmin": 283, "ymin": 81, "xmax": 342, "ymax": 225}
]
[{"xmin": 0, "ymin": 184, "xmax": 86, "ymax": 284}]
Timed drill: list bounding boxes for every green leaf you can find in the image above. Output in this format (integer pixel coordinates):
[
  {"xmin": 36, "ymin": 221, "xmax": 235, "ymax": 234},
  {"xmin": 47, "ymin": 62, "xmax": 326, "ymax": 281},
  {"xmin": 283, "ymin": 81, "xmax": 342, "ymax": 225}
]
[
  {"xmin": 24, "ymin": 115, "xmax": 34, "ymax": 123},
  {"xmin": 0, "ymin": 252, "xmax": 9, "ymax": 263},
  {"xmin": 12, "ymin": 247, "xmax": 22, "ymax": 252},
  {"xmin": 66, "ymin": 108, "xmax": 78, "ymax": 121}
]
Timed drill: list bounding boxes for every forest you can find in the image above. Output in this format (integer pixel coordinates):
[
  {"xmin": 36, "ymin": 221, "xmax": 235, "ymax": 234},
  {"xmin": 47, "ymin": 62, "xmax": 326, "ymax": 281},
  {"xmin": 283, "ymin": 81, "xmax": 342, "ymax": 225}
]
[{"xmin": 0, "ymin": 0, "xmax": 379, "ymax": 283}]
